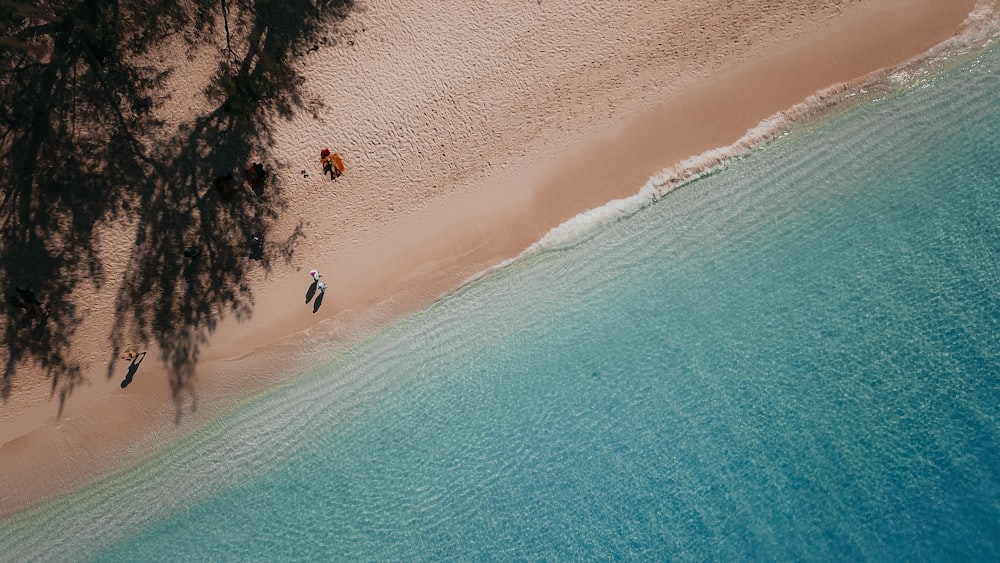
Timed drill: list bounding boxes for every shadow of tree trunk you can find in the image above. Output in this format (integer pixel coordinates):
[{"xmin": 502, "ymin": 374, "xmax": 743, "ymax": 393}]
[{"xmin": 1, "ymin": 0, "xmax": 355, "ymax": 420}]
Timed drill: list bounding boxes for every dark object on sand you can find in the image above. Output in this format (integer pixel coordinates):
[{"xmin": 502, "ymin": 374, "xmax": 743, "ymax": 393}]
[
  {"xmin": 214, "ymin": 172, "xmax": 238, "ymax": 199},
  {"xmin": 184, "ymin": 246, "xmax": 202, "ymax": 259},
  {"xmin": 246, "ymin": 162, "xmax": 268, "ymax": 195},
  {"xmin": 320, "ymin": 149, "xmax": 344, "ymax": 180},
  {"xmin": 13, "ymin": 287, "xmax": 47, "ymax": 320},
  {"xmin": 120, "ymin": 351, "xmax": 146, "ymax": 388},
  {"xmin": 252, "ymin": 162, "xmax": 267, "ymax": 180},
  {"xmin": 249, "ymin": 235, "xmax": 264, "ymax": 261}
]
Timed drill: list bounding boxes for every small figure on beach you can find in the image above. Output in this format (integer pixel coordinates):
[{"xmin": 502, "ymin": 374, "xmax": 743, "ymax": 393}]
[
  {"xmin": 312, "ymin": 283, "xmax": 325, "ymax": 313},
  {"xmin": 245, "ymin": 162, "xmax": 267, "ymax": 182},
  {"xmin": 184, "ymin": 246, "xmax": 202, "ymax": 259},
  {"xmin": 250, "ymin": 235, "xmax": 264, "ymax": 261},
  {"xmin": 120, "ymin": 349, "xmax": 138, "ymax": 361},
  {"xmin": 120, "ymin": 351, "xmax": 147, "ymax": 388},
  {"xmin": 245, "ymin": 162, "xmax": 268, "ymax": 195},
  {"xmin": 310, "ymin": 269, "xmax": 321, "ymax": 281},
  {"xmin": 320, "ymin": 148, "xmax": 344, "ymax": 180}
]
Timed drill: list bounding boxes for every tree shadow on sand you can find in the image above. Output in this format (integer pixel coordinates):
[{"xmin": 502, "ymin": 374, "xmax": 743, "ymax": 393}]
[{"xmin": 0, "ymin": 0, "xmax": 355, "ymax": 421}]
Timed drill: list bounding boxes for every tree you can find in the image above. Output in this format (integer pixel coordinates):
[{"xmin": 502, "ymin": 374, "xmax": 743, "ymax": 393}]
[{"xmin": 0, "ymin": 0, "xmax": 352, "ymax": 420}]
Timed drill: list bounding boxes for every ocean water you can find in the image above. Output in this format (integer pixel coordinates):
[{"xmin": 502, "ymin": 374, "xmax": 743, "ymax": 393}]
[{"xmin": 4, "ymin": 40, "xmax": 1000, "ymax": 561}]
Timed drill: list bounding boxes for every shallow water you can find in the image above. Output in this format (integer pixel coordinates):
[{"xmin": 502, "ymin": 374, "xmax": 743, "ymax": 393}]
[{"xmin": 4, "ymin": 40, "xmax": 1000, "ymax": 561}]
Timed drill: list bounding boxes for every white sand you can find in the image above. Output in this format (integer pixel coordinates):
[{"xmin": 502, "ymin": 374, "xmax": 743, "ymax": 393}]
[{"xmin": 0, "ymin": 0, "xmax": 988, "ymax": 514}]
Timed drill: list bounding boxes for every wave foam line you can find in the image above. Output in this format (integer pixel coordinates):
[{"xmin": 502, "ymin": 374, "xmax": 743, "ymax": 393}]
[
  {"xmin": 520, "ymin": 114, "xmax": 789, "ymax": 257},
  {"xmin": 498, "ymin": 0, "xmax": 1000, "ymax": 264},
  {"xmin": 448, "ymin": 1, "xmax": 1000, "ymax": 295}
]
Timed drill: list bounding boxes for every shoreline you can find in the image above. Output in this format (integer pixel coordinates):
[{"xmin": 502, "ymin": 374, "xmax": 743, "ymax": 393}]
[{"xmin": 0, "ymin": 0, "xmax": 988, "ymax": 516}]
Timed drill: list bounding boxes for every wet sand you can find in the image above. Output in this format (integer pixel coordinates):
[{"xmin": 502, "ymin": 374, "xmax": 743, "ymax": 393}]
[{"xmin": 0, "ymin": 0, "xmax": 985, "ymax": 515}]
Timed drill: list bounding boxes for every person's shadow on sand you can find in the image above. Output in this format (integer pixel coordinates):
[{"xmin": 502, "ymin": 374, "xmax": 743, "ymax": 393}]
[
  {"xmin": 312, "ymin": 291, "xmax": 324, "ymax": 314},
  {"xmin": 121, "ymin": 352, "xmax": 147, "ymax": 388},
  {"xmin": 305, "ymin": 280, "xmax": 317, "ymax": 304}
]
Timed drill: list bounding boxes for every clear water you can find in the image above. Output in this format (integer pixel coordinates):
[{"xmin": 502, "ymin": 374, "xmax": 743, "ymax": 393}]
[{"xmin": 4, "ymin": 42, "xmax": 1000, "ymax": 561}]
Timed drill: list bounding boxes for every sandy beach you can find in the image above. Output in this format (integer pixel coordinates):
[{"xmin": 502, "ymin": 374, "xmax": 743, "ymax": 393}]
[{"xmin": 0, "ymin": 0, "xmax": 987, "ymax": 515}]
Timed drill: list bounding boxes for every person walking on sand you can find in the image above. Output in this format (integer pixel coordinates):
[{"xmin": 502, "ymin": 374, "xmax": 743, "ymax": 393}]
[
  {"xmin": 317, "ymin": 281, "xmax": 327, "ymax": 293},
  {"xmin": 310, "ymin": 269, "xmax": 321, "ymax": 282}
]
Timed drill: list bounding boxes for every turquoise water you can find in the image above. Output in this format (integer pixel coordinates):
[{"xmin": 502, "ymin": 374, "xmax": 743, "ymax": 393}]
[{"xmin": 4, "ymin": 42, "xmax": 1000, "ymax": 560}]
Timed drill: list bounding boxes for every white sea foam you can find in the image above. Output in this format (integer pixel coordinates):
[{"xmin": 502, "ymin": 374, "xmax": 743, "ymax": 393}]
[
  {"xmin": 456, "ymin": 110, "xmax": 826, "ymax": 289},
  {"xmin": 511, "ymin": 113, "xmax": 792, "ymax": 259},
  {"xmin": 472, "ymin": 0, "xmax": 1000, "ymax": 277},
  {"xmin": 919, "ymin": 0, "xmax": 1000, "ymax": 61}
]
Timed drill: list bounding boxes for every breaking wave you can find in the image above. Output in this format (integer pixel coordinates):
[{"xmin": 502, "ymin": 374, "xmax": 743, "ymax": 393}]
[{"xmin": 495, "ymin": 0, "xmax": 1000, "ymax": 262}]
